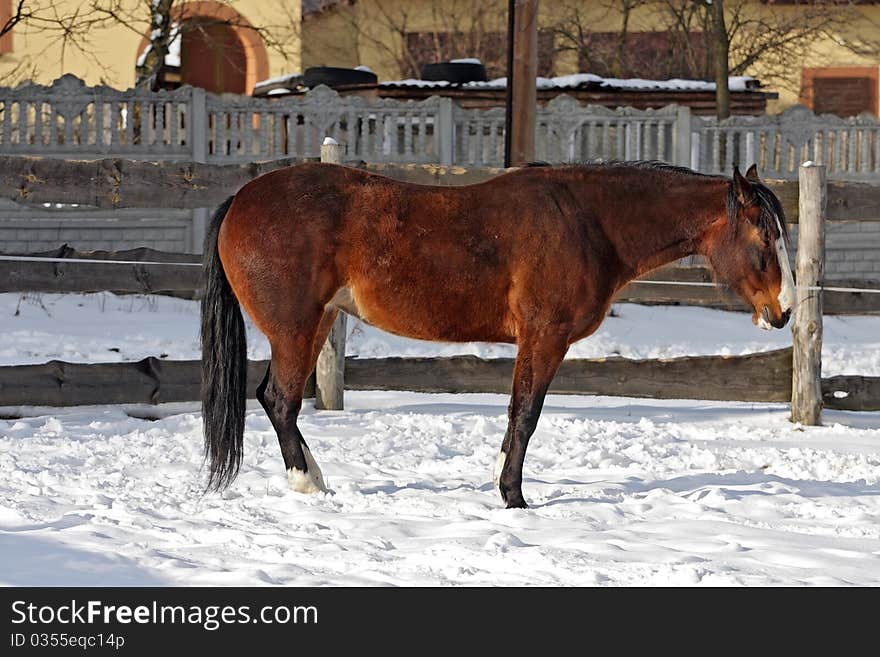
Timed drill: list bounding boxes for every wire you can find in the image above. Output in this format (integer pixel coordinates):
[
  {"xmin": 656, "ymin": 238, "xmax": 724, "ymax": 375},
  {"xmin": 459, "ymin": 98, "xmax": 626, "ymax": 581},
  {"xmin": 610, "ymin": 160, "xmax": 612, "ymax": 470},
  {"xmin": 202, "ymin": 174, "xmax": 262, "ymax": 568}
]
[
  {"xmin": 2, "ymin": 254, "xmax": 880, "ymax": 294},
  {"xmin": 629, "ymin": 279, "xmax": 880, "ymax": 294}
]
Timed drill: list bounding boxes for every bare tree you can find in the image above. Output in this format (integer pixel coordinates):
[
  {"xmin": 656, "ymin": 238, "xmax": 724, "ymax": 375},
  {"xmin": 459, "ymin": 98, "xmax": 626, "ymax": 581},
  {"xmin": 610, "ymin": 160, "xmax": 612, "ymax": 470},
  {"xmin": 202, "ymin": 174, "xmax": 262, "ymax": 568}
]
[
  {"xmin": 707, "ymin": 0, "xmax": 730, "ymax": 119},
  {"xmin": 1, "ymin": 1, "xmax": 300, "ymax": 90},
  {"xmin": 552, "ymin": 0, "xmax": 655, "ymax": 79},
  {"xmin": 0, "ymin": 0, "xmax": 25, "ymax": 39},
  {"xmin": 308, "ymin": 0, "xmax": 524, "ymax": 79},
  {"xmin": 549, "ymin": 0, "xmax": 877, "ymax": 119},
  {"xmin": 663, "ymin": 0, "xmax": 875, "ymax": 118},
  {"xmin": 0, "ymin": 1, "xmax": 119, "ymax": 82}
]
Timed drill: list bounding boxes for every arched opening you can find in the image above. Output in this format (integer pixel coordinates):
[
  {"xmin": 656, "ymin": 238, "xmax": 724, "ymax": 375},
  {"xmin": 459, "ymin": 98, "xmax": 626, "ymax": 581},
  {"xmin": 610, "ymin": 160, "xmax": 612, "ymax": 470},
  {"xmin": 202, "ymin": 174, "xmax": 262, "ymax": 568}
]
[
  {"xmin": 134, "ymin": 1, "xmax": 269, "ymax": 94},
  {"xmin": 181, "ymin": 20, "xmax": 247, "ymax": 94}
]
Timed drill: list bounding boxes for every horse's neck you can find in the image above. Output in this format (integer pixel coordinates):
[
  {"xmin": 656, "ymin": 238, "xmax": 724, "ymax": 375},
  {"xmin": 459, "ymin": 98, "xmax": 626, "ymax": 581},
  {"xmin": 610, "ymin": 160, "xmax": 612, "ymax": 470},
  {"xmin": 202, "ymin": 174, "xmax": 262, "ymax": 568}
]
[{"xmin": 604, "ymin": 176, "xmax": 728, "ymax": 280}]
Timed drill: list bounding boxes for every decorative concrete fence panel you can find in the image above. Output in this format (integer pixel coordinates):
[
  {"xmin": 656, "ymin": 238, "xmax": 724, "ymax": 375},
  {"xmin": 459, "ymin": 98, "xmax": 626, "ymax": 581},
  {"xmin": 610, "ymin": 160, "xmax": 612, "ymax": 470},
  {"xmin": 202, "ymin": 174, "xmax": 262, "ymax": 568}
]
[{"xmin": 692, "ymin": 104, "xmax": 880, "ymax": 180}]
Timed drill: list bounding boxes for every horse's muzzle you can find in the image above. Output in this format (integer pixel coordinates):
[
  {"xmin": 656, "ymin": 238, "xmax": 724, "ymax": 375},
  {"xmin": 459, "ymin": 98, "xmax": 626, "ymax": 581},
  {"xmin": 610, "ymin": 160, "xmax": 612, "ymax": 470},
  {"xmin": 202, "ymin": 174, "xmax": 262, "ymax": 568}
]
[{"xmin": 763, "ymin": 306, "xmax": 791, "ymax": 329}]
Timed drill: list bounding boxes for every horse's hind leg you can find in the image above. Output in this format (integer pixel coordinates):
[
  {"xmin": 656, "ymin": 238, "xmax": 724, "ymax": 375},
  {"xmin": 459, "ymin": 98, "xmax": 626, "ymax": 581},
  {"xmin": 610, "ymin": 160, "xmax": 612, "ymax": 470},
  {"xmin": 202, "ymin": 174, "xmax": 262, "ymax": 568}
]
[
  {"xmin": 258, "ymin": 322, "xmax": 328, "ymax": 494},
  {"xmin": 495, "ymin": 329, "xmax": 568, "ymax": 508}
]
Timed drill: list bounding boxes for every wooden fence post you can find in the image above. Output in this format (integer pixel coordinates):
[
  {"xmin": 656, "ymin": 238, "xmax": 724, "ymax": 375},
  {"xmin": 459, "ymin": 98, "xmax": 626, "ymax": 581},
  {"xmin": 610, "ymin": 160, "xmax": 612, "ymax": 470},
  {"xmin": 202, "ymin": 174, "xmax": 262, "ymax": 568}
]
[
  {"xmin": 791, "ymin": 162, "xmax": 826, "ymax": 425},
  {"xmin": 315, "ymin": 137, "xmax": 347, "ymax": 410},
  {"xmin": 508, "ymin": 0, "xmax": 538, "ymax": 166}
]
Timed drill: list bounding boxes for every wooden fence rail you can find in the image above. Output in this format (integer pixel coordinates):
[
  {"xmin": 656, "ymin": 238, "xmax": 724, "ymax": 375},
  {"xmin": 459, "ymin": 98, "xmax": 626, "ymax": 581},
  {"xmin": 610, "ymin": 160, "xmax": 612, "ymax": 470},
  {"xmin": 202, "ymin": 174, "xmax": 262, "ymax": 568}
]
[{"xmin": 1, "ymin": 349, "xmax": 877, "ymax": 412}]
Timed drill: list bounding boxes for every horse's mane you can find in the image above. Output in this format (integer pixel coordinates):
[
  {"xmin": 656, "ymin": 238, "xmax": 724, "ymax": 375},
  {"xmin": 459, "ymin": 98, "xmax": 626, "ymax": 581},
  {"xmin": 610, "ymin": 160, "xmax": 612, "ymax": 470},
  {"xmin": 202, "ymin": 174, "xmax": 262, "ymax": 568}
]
[
  {"xmin": 525, "ymin": 158, "xmax": 721, "ymax": 178},
  {"xmin": 526, "ymin": 159, "xmax": 789, "ymax": 244},
  {"xmin": 724, "ymin": 175, "xmax": 789, "ymax": 245}
]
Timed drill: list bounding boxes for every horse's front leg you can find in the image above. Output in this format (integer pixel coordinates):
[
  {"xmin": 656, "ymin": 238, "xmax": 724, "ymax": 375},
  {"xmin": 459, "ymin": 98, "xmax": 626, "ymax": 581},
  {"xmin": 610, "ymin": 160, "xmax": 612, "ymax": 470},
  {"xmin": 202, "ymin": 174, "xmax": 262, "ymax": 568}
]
[{"xmin": 495, "ymin": 329, "xmax": 569, "ymax": 508}]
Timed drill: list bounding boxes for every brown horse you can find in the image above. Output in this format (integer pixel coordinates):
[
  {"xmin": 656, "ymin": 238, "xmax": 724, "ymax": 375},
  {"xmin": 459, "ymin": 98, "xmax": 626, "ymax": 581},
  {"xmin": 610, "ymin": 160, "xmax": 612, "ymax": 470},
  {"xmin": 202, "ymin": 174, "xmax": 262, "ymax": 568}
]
[{"xmin": 200, "ymin": 161, "xmax": 794, "ymax": 508}]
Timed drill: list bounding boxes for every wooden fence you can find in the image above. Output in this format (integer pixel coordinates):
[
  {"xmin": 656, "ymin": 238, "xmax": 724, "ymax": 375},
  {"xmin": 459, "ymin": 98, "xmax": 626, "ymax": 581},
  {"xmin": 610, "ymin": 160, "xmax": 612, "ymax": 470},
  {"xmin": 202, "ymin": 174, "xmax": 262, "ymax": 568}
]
[
  {"xmin": 0, "ymin": 153, "xmax": 878, "ymax": 416},
  {"xmin": 1, "ymin": 350, "xmax": 877, "ymax": 412}
]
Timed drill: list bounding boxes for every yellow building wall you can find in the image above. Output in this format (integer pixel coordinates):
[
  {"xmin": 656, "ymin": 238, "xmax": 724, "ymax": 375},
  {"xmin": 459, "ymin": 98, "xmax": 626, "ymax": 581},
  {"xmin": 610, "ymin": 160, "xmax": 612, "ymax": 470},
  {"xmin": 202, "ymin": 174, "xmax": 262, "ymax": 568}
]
[
  {"xmin": 303, "ymin": 0, "xmax": 880, "ymax": 113},
  {"xmin": 0, "ymin": 0, "xmax": 301, "ymax": 91}
]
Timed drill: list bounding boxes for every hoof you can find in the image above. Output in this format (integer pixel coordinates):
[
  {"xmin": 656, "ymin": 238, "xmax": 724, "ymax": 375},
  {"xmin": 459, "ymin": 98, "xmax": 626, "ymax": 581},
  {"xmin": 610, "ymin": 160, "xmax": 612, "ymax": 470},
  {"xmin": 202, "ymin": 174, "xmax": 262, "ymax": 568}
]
[
  {"xmin": 287, "ymin": 445, "xmax": 327, "ymax": 494},
  {"xmin": 499, "ymin": 482, "xmax": 528, "ymax": 509}
]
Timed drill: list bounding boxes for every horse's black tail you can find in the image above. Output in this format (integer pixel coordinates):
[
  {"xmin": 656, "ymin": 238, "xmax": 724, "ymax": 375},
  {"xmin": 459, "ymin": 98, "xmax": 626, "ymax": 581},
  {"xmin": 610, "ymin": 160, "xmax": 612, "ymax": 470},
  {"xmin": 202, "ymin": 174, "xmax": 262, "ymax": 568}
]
[{"xmin": 200, "ymin": 195, "xmax": 246, "ymax": 491}]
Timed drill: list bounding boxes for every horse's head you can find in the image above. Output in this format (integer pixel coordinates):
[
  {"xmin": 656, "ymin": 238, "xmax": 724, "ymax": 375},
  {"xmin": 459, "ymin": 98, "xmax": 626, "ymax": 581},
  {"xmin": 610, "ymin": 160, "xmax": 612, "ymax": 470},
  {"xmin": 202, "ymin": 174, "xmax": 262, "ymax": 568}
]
[{"xmin": 706, "ymin": 164, "xmax": 795, "ymax": 330}]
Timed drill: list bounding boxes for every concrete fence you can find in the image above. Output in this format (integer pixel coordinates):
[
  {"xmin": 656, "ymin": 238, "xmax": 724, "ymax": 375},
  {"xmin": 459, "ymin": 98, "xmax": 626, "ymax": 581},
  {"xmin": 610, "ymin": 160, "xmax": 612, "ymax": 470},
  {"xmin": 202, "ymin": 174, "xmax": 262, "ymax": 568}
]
[{"xmin": 3, "ymin": 75, "xmax": 878, "ymax": 175}]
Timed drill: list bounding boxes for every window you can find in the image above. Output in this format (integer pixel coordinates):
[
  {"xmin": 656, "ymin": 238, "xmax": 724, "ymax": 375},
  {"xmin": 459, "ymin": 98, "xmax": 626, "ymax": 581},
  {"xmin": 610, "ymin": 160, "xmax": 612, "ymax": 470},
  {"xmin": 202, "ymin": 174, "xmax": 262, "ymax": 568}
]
[
  {"xmin": 403, "ymin": 30, "xmax": 555, "ymax": 79},
  {"xmin": 578, "ymin": 31, "xmax": 707, "ymax": 79},
  {"xmin": 801, "ymin": 67, "xmax": 878, "ymax": 117}
]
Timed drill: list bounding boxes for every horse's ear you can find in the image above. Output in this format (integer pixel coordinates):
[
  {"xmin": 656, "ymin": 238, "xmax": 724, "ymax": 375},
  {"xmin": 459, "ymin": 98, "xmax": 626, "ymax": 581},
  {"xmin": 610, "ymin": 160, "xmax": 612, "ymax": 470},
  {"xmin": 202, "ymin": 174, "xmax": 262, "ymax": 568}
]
[
  {"xmin": 732, "ymin": 165, "xmax": 754, "ymax": 206},
  {"xmin": 745, "ymin": 163, "xmax": 760, "ymax": 181}
]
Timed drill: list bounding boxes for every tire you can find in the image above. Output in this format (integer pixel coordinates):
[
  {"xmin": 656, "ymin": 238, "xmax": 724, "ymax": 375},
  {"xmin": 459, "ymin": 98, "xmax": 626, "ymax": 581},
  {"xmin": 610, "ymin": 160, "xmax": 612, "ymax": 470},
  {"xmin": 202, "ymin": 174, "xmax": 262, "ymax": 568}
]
[
  {"xmin": 420, "ymin": 61, "xmax": 488, "ymax": 84},
  {"xmin": 303, "ymin": 66, "xmax": 378, "ymax": 88}
]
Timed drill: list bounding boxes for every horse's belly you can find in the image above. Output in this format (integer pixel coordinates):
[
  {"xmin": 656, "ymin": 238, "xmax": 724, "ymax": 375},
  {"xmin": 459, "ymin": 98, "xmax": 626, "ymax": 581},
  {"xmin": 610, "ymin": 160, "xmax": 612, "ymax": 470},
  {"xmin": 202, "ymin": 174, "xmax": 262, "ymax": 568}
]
[{"xmin": 329, "ymin": 284, "xmax": 515, "ymax": 343}]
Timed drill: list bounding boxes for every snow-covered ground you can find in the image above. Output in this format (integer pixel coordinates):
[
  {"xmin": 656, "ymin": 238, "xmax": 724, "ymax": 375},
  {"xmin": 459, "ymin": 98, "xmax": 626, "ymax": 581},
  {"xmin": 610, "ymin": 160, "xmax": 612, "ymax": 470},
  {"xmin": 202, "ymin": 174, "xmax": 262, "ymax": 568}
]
[{"xmin": 1, "ymin": 292, "xmax": 879, "ymax": 586}]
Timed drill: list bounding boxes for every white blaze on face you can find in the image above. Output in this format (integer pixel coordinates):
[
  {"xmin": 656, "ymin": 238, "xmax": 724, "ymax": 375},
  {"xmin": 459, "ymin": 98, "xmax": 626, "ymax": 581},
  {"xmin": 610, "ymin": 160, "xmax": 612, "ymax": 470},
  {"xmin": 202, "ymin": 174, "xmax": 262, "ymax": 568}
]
[{"xmin": 774, "ymin": 217, "xmax": 796, "ymax": 314}]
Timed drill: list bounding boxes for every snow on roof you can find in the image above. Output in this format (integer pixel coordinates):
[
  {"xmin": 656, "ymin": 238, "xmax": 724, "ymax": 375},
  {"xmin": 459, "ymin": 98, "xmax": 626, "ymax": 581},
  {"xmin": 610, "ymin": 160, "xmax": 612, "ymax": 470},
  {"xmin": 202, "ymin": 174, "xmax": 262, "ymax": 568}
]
[
  {"xmin": 254, "ymin": 73, "xmax": 303, "ymax": 89},
  {"xmin": 380, "ymin": 73, "xmax": 760, "ymax": 92}
]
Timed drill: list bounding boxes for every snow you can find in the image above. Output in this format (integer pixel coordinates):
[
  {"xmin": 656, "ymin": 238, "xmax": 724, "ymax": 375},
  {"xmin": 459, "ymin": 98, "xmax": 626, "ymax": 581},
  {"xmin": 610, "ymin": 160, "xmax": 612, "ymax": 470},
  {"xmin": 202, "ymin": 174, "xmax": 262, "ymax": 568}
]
[
  {"xmin": 2, "ymin": 292, "xmax": 878, "ymax": 376},
  {"xmin": 254, "ymin": 73, "xmax": 302, "ymax": 89},
  {"xmin": 1, "ymin": 292, "xmax": 879, "ymax": 586},
  {"xmin": 164, "ymin": 25, "xmax": 182, "ymax": 68},
  {"xmin": 135, "ymin": 24, "xmax": 181, "ymax": 69},
  {"xmin": 2, "ymin": 394, "xmax": 879, "ymax": 586},
  {"xmin": 449, "ymin": 58, "xmax": 483, "ymax": 65}
]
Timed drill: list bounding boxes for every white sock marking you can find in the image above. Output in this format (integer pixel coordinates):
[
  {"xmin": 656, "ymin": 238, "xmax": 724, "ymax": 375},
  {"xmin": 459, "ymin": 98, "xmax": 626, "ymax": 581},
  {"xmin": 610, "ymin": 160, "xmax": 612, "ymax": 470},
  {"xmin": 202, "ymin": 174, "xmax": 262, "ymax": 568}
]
[
  {"xmin": 287, "ymin": 445, "xmax": 327, "ymax": 494},
  {"xmin": 493, "ymin": 451, "xmax": 507, "ymax": 488}
]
